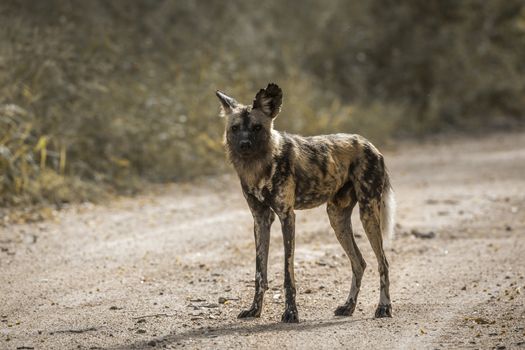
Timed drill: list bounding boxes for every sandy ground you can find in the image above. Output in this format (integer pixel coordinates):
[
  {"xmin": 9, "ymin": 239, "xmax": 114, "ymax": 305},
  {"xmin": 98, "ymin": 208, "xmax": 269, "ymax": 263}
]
[{"xmin": 1, "ymin": 133, "xmax": 525, "ymax": 350}]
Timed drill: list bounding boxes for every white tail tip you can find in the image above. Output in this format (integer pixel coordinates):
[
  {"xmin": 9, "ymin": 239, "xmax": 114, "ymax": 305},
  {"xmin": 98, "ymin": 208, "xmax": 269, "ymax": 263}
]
[{"xmin": 381, "ymin": 183, "xmax": 396, "ymax": 241}]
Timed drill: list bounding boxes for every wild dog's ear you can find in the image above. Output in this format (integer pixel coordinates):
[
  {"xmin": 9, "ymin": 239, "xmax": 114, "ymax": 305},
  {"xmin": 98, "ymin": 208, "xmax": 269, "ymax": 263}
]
[
  {"xmin": 252, "ymin": 83, "xmax": 282, "ymax": 118},
  {"xmin": 215, "ymin": 90, "xmax": 238, "ymax": 117}
]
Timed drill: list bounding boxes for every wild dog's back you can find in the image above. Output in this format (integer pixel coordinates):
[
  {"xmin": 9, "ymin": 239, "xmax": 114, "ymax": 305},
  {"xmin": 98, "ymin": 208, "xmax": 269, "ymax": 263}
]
[{"xmin": 281, "ymin": 132, "xmax": 385, "ymax": 210}]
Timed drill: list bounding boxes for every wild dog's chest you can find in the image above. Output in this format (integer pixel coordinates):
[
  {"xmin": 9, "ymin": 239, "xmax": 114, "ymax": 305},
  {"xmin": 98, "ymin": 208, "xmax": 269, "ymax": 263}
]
[
  {"xmin": 245, "ymin": 176, "xmax": 273, "ymax": 202},
  {"xmin": 242, "ymin": 163, "xmax": 277, "ymax": 203}
]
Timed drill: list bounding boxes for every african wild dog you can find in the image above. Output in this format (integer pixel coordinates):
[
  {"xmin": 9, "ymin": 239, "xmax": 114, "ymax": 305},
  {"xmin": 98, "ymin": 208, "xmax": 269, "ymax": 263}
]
[{"xmin": 216, "ymin": 83, "xmax": 395, "ymax": 323}]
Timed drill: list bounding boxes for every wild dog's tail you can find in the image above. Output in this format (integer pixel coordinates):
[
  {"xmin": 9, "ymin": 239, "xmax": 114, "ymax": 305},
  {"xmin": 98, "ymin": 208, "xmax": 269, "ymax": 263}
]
[{"xmin": 380, "ymin": 172, "xmax": 396, "ymax": 241}]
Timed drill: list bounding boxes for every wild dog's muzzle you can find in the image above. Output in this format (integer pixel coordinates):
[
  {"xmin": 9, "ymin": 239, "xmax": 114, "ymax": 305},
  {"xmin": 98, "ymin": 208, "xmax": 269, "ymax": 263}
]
[{"xmin": 239, "ymin": 140, "xmax": 252, "ymax": 151}]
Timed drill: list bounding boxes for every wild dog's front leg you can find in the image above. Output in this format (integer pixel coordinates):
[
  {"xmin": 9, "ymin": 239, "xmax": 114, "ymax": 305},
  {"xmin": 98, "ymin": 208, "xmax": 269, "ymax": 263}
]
[
  {"xmin": 278, "ymin": 210, "xmax": 299, "ymax": 323},
  {"xmin": 238, "ymin": 194, "xmax": 274, "ymax": 319}
]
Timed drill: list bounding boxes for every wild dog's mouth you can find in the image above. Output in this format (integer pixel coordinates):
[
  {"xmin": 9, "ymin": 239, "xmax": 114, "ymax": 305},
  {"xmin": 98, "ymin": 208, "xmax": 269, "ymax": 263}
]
[{"xmin": 236, "ymin": 149, "xmax": 255, "ymax": 158}]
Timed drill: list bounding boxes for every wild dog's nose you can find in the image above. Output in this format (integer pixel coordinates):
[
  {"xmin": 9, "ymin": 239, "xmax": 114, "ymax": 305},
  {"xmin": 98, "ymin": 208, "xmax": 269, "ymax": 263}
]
[{"xmin": 239, "ymin": 140, "xmax": 252, "ymax": 150}]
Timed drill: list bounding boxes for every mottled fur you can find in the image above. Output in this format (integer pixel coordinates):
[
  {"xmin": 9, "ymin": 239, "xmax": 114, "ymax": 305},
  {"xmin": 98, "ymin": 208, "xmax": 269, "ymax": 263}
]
[{"xmin": 216, "ymin": 84, "xmax": 395, "ymax": 323}]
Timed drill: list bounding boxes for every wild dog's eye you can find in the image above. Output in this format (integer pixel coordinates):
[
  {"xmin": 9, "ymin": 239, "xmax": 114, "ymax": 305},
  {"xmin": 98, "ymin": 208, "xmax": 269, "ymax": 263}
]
[
  {"xmin": 231, "ymin": 125, "xmax": 239, "ymax": 132},
  {"xmin": 252, "ymin": 124, "xmax": 262, "ymax": 132}
]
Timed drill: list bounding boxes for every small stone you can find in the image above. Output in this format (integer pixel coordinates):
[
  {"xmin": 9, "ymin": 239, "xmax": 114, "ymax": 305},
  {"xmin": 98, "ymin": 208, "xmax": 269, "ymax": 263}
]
[
  {"xmin": 411, "ymin": 229, "xmax": 436, "ymax": 239},
  {"xmin": 189, "ymin": 298, "xmax": 206, "ymax": 302},
  {"xmin": 202, "ymin": 303, "xmax": 219, "ymax": 308}
]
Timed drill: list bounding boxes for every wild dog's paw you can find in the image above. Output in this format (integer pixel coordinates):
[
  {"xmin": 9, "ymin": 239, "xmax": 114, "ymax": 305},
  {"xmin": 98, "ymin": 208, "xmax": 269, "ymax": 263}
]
[
  {"xmin": 334, "ymin": 299, "xmax": 357, "ymax": 316},
  {"xmin": 281, "ymin": 307, "xmax": 299, "ymax": 323},
  {"xmin": 237, "ymin": 307, "xmax": 261, "ymax": 319},
  {"xmin": 374, "ymin": 304, "xmax": 392, "ymax": 318}
]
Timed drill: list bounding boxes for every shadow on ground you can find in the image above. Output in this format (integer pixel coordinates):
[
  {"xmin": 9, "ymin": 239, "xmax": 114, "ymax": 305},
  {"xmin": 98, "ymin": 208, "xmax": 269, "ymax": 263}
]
[{"xmin": 110, "ymin": 317, "xmax": 364, "ymax": 349}]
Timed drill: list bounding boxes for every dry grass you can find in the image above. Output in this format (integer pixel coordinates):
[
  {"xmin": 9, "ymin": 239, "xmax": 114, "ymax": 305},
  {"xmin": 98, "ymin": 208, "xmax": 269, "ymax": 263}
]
[{"xmin": 1, "ymin": 0, "xmax": 523, "ymax": 207}]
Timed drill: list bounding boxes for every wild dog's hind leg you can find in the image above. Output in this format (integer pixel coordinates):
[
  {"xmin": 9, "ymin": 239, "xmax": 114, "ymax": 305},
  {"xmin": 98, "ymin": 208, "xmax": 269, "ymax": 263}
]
[
  {"xmin": 238, "ymin": 191, "xmax": 275, "ymax": 319},
  {"xmin": 359, "ymin": 201, "xmax": 392, "ymax": 318},
  {"xmin": 327, "ymin": 184, "xmax": 366, "ymax": 316}
]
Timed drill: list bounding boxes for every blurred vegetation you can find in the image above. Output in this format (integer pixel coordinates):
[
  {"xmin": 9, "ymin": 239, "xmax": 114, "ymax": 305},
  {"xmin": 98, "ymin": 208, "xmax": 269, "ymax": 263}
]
[{"xmin": 1, "ymin": 0, "xmax": 524, "ymax": 206}]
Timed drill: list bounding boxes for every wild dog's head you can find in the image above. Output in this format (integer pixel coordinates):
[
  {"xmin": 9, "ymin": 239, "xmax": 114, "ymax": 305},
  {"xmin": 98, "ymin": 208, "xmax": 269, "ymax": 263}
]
[{"xmin": 216, "ymin": 83, "xmax": 282, "ymax": 160}]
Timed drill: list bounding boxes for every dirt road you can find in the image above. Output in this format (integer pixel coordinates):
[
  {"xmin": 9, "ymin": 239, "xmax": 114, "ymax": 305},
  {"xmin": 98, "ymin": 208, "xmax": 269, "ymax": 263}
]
[{"xmin": 1, "ymin": 133, "xmax": 524, "ymax": 349}]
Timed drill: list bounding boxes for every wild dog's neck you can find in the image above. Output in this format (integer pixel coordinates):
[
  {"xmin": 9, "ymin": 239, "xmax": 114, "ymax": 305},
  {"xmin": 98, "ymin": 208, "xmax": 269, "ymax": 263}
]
[{"xmin": 229, "ymin": 129, "xmax": 282, "ymax": 189}]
